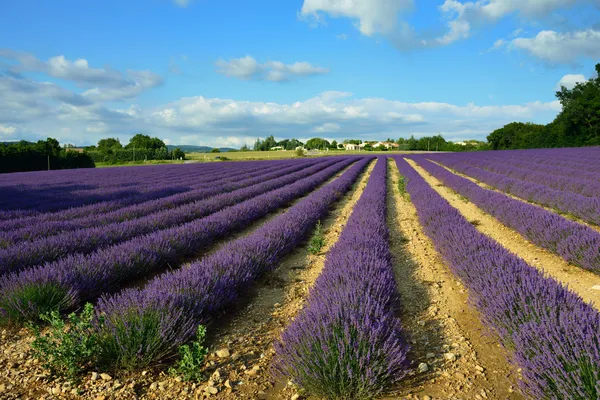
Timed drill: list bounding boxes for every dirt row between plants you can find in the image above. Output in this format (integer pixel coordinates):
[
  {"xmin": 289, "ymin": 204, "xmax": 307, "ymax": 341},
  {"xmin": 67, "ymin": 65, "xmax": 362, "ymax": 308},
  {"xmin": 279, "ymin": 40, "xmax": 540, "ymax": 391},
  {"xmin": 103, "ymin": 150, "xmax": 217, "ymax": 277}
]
[
  {"xmin": 197, "ymin": 159, "xmax": 377, "ymax": 400},
  {"xmin": 0, "ymin": 160, "xmax": 365, "ymax": 400},
  {"xmin": 431, "ymin": 160, "xmax": 600, "ymax": 234},
  {"xmin": 406, "ymin": 158, "xmax": 600, "ymax": 313},
  {"xmin": 385, "ymin": 159, "xmax": 522, "ymax": 400}
]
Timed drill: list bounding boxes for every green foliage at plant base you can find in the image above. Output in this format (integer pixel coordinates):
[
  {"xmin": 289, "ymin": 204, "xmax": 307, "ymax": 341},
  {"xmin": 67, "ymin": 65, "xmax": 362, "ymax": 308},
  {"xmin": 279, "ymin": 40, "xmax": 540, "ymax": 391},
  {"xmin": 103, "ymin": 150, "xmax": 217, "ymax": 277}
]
[
  {"xmin": 29, "ymin": 303, "xmax": 101, "ymax": 382},
  {"xmin": 308, "ymin": 220, "xmax": 326, "ymax": 255},
  {"xmin": 169, "ymin": 325, "xmax": 208, "ymax": 381}
]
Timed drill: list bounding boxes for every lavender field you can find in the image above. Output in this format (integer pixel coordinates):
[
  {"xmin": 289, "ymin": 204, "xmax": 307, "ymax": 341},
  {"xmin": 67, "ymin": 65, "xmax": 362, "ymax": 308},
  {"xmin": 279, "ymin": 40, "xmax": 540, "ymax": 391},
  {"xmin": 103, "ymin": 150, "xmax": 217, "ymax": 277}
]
[{"xmin": 1, "ymin": 150, "xmax": 599, "ymax": 399}]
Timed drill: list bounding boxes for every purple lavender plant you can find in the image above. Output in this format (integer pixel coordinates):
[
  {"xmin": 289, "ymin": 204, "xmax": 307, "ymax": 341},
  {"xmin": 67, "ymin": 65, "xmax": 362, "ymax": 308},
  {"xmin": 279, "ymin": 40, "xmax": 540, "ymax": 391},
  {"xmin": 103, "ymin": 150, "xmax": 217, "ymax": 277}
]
[
  {"xmin": 92, "ymin": 157, "xmax": 373, "ymax": 370},
  {"xmin": 394, "ymin": 156, "xmax": 600, "ymax": 399},
  {"xmin": 274, "ymin": 157, "xmax": 409, "ymax": 400}
]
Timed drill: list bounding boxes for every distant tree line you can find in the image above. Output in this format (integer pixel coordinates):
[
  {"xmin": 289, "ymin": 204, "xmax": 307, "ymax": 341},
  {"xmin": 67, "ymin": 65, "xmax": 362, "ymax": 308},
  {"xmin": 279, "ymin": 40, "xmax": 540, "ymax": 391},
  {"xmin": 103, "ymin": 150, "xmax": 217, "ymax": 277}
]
[
  {"xmin": 0, "ymin": 138, "xmax": 95, "ymax": 174},
  {"xmin": 395, "ymin": 136, "xmax": 485, "ymax": 151},
  {"xmin": 487, "ymin": 63, "xmax": 600, "ymax": 150},
  {"xmin": 84, "ymin": 134, "xmax": 185, "ymax": 163},
  {"xmin": 248, "ymin": 134, "xmax": 485, "ymax": 152},
  {"xmin": 251, "ymin": 136, "xmax": 305, "ymax": 151}
]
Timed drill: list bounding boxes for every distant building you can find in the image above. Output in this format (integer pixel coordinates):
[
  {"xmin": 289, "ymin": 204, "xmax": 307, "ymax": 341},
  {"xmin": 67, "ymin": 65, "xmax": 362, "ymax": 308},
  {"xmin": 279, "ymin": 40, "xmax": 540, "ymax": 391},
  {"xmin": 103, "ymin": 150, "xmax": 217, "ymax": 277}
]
[
  {"xmin": 345, "ymin": 143, "xmax": 359, "ymax": 150},
  {"xmin": 381, "ymin": 141, "xmax": 399, "ymax": 149},
  {"xmin": 270, "ymin": 146, "xmax": 285, "ymax": 151}
]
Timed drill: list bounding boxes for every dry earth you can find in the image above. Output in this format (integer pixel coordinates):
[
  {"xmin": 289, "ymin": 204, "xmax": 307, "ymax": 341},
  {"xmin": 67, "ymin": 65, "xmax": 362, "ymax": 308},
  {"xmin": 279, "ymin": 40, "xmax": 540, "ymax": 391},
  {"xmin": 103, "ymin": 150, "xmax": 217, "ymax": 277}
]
[
  {"xmin": 384, "ymin": 159, "xmax": 522, "ymax": 400},
  {"xmin": 2, "ymin": 156, "xmax": 583, "ymax": 400},
  {"xmin": 407, "ymin": 159, "xmax": 600, "ymax": 312}
]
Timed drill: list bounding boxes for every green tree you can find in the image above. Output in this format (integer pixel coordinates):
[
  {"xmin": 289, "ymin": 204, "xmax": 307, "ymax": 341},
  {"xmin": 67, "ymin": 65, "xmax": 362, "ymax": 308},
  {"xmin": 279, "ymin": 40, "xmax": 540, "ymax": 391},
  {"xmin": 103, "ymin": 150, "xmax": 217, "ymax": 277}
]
[
  {"xmin": 97, "ymin": 138, "xmax": 122, "ymax": 153},
  {"xmin": 262, "ymin": 135, "xmax": 277, "ymax": 150},
  {"xmin": 554, "ymin": 63, "xmax": 600, "ymax": 147},
  {"xmin": 305, "ymin": 138, "xmax": 330, "ymax": 150},
  {"xmin": 125, "ymin": 134, "xmax": 166, "ymax": 150}
]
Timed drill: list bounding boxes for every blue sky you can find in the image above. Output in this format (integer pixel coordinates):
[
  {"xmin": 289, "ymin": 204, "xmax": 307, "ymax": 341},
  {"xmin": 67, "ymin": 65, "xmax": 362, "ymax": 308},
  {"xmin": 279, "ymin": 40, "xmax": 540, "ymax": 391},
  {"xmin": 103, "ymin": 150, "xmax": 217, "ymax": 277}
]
[{"xmin": 1, "ymin": 0, "xmax": 599, "ymax": 147}]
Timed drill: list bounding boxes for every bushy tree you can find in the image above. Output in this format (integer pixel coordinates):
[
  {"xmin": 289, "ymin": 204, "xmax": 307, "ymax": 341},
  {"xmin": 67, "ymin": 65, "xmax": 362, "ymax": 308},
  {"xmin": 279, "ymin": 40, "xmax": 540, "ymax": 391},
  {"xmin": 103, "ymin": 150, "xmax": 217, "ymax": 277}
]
[
  {"xmin": 305, "ymin": 138, "xmax": 330, "ymax": 150},
  {"xmin": 97, "ymin": 138, "xmax": 122, "ymax": 153},
  {"xmin": 486, "ymin": 63, "xmax": 600, "ymax": 149},
  {"xmin": 125, "ymin": 134, "xmax": 166, "ymax": 150}
]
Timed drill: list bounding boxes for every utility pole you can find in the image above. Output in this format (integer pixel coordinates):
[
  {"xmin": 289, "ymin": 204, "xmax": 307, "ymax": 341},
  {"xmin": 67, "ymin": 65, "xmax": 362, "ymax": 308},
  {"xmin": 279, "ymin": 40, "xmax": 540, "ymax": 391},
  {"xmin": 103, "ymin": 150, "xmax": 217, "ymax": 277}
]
[
  {"xmin": 133, "ymin": 145, "xmax": 135, "ymax": 162},
  {"xmin": 427, "ymin": 139, "xmax": 430, "ymax": 152},
  {"xmin": 47, "ymin": 155, "xmax": 50, "ymax": 171}
]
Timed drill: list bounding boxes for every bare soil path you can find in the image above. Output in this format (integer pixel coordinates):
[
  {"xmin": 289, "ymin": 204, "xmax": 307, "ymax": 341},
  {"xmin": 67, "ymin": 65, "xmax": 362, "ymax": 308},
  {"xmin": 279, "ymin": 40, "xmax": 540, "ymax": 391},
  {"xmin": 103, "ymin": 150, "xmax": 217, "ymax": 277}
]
[
  {"xmin": 431, "ymin": 159, "xmax": 600, "ymax": 234},
  {"xmin": 0, "ymin": 161, "xmax": 365, "ymax": 400},
  {"xmin": 197, "ymin": 159, "xmax": 376, "ymax": 400},
  {"xmin": 388, "ymin": 159, "xmax": 523, "ymax": 400},
  {"xmin": 407, "ymin": 158, "xmax": 600, "ymax": 313}
]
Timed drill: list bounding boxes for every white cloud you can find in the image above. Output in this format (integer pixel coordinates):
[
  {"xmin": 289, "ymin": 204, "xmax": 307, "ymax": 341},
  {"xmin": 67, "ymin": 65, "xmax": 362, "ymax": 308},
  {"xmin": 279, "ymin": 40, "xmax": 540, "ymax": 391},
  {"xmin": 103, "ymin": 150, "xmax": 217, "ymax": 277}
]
[
  {"xmin": 0, "ymin": 63, "xmax": 563, "ymax": 147},
  {"xmin": 434, "ymin": 0, "xmax": 594, "ymax": 46},
  {"xmin": 313, "ymin": 122, "xmax": 341, "ymax": 132},
  {"xmin": 0, "ymin": 50, "xmax": 163, "ymax": 101},
  {"xmin": 336, "ymin": 33, "xmax": 348, "ymax": 40},
  {"xmin": 215, "ymin": 56, "xmax": 329, "ymax": 82},
  {"xmin": 0, "ymin": 124, "xmax": 16, "ymax": 135},
  {"xmin": 302, "ymin": 0, "xmax": 597, "ymax": 50},
  {"xmin": 555, "ymin": 73, "xmax": 586, "ymax": 90},
  {"xmin": 300, "ymin": 0, "xmax": 414, "ymax": 36},
  {"xmin": 511, "ymin": 29, "xmax": 600, "ymax": 63}
]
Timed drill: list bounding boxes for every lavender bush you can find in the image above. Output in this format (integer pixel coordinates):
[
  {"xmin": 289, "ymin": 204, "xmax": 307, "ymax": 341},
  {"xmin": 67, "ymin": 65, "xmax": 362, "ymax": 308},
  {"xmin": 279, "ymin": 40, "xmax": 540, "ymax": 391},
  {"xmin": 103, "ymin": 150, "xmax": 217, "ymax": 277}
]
[
  {"xmin": 0, "ymin": 158, "xmax": 339, "ymax": 274},
  {"xmin": 92, "ymin": 157, "xmax": 373, "ymax": 369},
  {"xmin": 411, "ymin": 157, "xmax": 600, "ymax": 274},
  {"xmin": 274, "ymin": 157, "xmax": 409, "ymax": 400},
  {"xmin": 394, "ymin": 156, "xmax": 600, "ymax": 399},
  {"xmin": 429, "ymin": 149, "xmax": 600, "ymax": 225},
  {"xmin": 0, "ymin": 158, "xmax": 358, "ymax": 325},
  {"xmin": 0, "ymin": 159, "xmax": 316, "ymax": 244}
]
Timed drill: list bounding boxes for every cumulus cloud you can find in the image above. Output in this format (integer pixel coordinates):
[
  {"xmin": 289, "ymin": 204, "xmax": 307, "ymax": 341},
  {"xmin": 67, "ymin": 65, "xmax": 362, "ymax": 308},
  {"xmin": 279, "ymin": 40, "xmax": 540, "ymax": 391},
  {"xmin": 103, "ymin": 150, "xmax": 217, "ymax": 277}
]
[
  {"xmin": 336, "ymin": 33, "xmax": 348, "ymax": 40},
  {"xmin": 300, "ymin": 0, "xmax": 414, "ymax": 36},
  {"xmin": 215, "ymin": 56, "xmax": 329, "ymax": 82},
  {"xmin": 555, "ymin": 73, "xmax": 586, "ymax": 90},
  {"xmin": 0, "ymin": 64, "xmax": 563, "ymax": 147},
  {"xmin": 433, "ymin": 0, "xmax": 591, "ymax": 45},
  {"xmin": 0, "ymin": 50, "xmax": 163, "ymax": 101},
  {"xmin": 299, "ymin": 0, "xmax": 596, "ymax": 50},
  {"xmin": 511, "ymin": 29, "xmax": 600, "ymax": 63}
]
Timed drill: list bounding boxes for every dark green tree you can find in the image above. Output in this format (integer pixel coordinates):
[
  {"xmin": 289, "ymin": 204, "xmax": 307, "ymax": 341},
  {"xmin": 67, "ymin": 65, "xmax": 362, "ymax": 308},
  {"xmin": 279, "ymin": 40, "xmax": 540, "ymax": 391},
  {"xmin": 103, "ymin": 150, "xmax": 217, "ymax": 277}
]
[
  {"xmin": 125, "ymin": 134, "xmax": 166, "ymax": 150},
  {"xmin": 97, "ymin": 138, "xmax": 122, "ymax": 153},
  {"xmin": 305, "ymin": 138, "xmax": 330, "ymax": 150}
]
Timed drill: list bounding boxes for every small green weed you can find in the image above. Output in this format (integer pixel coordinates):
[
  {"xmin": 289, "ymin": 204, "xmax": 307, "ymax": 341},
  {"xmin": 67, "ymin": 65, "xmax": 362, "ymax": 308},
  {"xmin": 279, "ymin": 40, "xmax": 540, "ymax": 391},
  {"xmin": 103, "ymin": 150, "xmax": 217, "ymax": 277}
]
[
  {"xmin": 169, "ymin": 325, "xmax": 208, "ymax": 381},
  {"xmin": 308, "ymin": 221, "xmax": 326, "ymax": 255},
  {"xmin": 29, "ymin": 303, "xmax": 101, "ymax": 382},
  {"xmin": 397, "ymin": 175, "xmax": 407, "ymax": 195}
]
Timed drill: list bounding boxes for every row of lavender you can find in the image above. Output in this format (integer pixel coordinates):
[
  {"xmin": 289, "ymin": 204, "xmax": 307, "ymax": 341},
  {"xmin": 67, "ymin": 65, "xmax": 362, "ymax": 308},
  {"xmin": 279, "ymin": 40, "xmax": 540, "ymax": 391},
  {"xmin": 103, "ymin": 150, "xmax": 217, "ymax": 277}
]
[
  {"xmin": 395, "ymin": 156, "xmax": 600, "ymax": 399},
  {"xmin": 0, "ymin": 159, "xmax": 300, "ymax": 217},
  {"xmin": 465, "ymin": 147, "xmax": 600, "ymax": 173},
  {"xmin": 433, "ymin": 153, "xmax": 600, "ymax": 198},
  {"xmin": 0, "ymin": 158, "xmax": 327, "ymax": 247},
  {"xmin": 0, "ymin": 162, "xmax": 222, "ymax": 213},
  {"xmin": 274, "ymin": 157, "xmax": 409, "ymax": 399},
  {"xmin": 0, "ymin": 159, "xmax": 301, "ymax": 232},
  {"xmin": 430, "ymin": 151, "xmax": 600, "ymax": 225},
  {"xmin": 410, "ymin": 157, "xmax": 600, "ymax": 275},
  {"xmin": 0, "ymin": 157, "xmax": 360, "ymax": 324},
  {"xmin": 91, "ymin": 157, "xmax": 373, "ymax": 369},
  {"xmin": 0, "ymin": 159, "xmax": 335, "ymax": 274}
]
